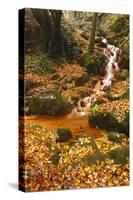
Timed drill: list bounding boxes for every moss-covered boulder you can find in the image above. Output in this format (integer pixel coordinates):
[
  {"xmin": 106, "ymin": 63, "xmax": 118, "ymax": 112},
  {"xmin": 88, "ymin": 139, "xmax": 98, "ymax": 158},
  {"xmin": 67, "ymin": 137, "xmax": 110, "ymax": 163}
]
[
  {"xmin": 107, "ymin": 79, "xmax": 129, "ymax": 100},
  {"xmin": 88, "ymin": 99, "xmax": 129, "ymax": 135},
  {"xmin": 81, "ymin": 52, "xmax": 107, "ymax": 75},
  {"xmin": 29, "ymin": 91, "xmax": 72, "ymax": 115},
  {"xmin": 56, "ymin": 128, "xmax": 72, "ymax": 142},
  {"xmin": 107, "ymin": 147, "xmax": 129, "ymax": 165}
]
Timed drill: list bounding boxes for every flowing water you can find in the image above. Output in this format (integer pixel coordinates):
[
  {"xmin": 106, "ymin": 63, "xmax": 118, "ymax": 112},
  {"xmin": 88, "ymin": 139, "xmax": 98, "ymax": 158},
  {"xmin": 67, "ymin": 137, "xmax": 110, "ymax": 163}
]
[
  {"xmin": 76, "ymin": 37, "xmax": 121, "ymax": 116},
  {"xmin": 26, "ymin": 38, "xmax": 121, "ymax": 138}
]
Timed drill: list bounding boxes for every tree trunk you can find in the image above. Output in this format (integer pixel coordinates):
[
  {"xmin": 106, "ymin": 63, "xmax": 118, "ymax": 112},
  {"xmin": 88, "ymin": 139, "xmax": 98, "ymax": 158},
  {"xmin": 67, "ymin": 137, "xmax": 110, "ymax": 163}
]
[
  {"xmin": 49, "ymin": 10, "xmax": 63, "ymax": 57},
  {"xmin": 88, "ymin": 13, "xmax": 98, "ymax": 54},
  {"xmin": 31, "ymin": 9, "xmax": 52, "ymax": 51}
]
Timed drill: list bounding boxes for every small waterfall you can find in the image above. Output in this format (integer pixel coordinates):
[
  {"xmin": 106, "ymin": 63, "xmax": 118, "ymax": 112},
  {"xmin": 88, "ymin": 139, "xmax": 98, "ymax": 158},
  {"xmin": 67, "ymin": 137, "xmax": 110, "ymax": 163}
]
[
  {"xmin": 76, "ymin": 37, "xmax": 121, "ymax": 116},
  {"xmin": 102, "ymin": 38, "xmax": 120, "ymax": 90}
]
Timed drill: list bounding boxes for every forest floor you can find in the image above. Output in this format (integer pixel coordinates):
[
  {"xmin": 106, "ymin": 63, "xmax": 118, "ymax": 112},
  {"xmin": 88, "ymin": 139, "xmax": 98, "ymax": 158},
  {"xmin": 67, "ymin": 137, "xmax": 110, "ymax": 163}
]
[{"xmin": 20, "ymin": 21, "xmax": 129, "ymax": 191}]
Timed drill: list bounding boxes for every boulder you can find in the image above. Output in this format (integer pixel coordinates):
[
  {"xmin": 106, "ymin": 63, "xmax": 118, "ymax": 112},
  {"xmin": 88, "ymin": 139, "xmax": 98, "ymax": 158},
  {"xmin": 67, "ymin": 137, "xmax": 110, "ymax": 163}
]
[
  {"xmin": 29, "ymin": 91, "xmax": 72, "ymax": 115},
  {"xmin": 81, "ymin": 52, "xmax": 107, "ymax": 75},
  {"xmin": 88, "ymin": 99, "xmax": 129, "ymax": 135},
  {"xmin": 56, "ymin": 128, "xmax": 72, "ymax": 142}
]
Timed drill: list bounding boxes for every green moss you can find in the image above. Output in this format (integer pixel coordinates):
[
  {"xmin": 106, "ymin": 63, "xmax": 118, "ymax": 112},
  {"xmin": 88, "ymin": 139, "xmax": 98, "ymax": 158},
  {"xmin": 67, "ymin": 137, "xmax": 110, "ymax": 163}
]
[
  {"xmin": 110, "ymin": 15, "xmax": 129, "ymax": 36},
  {"xmin": 81, "ymin": 52, "xmax": 106, "ymax": 75},
  {"xmin": 120, "ymin": 69, "xmax": 129, "ymax": 81},
  {"xmin": 108, "ymin": 132, "xmax": 122, "ymax": 144},
  {"xmin": 88, "ymin": 99, "xmax": 129, "ymax": 135},
  {"xmin": 49, "ymin": 151, "xmax": 61, "ymax": 165},
  {"xmin": 56, "ymin": 128, "xmax": 72, "ymax": 142},
  {"xmin": 83, "ymin": 152, "xmax": 105, "ymax": 165},
  {"xmin": 29, "ymin": 91, "xmax": 72, "ymax": 115},
  {"xmin": 25, "ymin": 54, "xmax": 55, "ymax": 75},
  {"xmin": 81, "ymin": 31, "xmax": 89, "ymax": 40},
  {"xmin": 107, "ymin": 148, "xmax": 129, "ymax": 165},
  {"xmin": 89, "ymin": 111, "xmax": 128, "ymax": 134}
]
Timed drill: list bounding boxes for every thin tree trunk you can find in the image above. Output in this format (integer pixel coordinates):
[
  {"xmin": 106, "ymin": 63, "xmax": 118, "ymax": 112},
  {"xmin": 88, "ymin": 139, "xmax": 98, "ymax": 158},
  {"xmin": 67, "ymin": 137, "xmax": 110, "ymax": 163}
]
[
  {"xmin": 88, "ymin": 13, "xmax": 98, "ymax": 54},
  {"xmin": 49, "ymin": 10, "xmax": 63, "ymax": 57}
]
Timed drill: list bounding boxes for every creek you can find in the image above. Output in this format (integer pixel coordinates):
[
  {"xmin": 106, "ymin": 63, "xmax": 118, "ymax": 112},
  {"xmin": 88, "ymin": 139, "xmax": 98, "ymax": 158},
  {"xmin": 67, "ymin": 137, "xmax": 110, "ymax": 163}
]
[{"xmin": 26, "ymin": 38, "xmax": 121, "ymax": 137}]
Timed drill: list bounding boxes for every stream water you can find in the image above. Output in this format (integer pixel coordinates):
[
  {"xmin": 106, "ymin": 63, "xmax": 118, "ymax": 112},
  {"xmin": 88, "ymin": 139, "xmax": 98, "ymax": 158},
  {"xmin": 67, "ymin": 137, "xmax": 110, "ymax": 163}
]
[
  {"xmin": 27, "ymin": 38, "xmax": 121, "ymax": 137},
  {"xmin": 76, "ymin": 37, "xmax": 121, "ymax": 116}
]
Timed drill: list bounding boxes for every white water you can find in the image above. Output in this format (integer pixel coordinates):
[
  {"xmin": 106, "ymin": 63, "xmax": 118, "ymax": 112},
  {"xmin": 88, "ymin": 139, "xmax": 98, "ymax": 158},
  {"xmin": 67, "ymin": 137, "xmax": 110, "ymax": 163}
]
[{"xmin": 75, "ymin": 37, "xmax": 121, "ymax": 116}]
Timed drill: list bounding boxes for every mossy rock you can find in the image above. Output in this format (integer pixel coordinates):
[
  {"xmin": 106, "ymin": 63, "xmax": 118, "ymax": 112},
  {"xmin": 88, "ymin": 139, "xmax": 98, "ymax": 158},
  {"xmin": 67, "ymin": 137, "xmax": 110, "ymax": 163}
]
[
  {"xmin": 107, "ymin": 79, "xmax": 129, "ymax": 100},
  {"xmin": 81, "ymin": 52, "xmax": 106, "ymax": 75},
  {"xmin": 74, "ymin": 74, "xmax": 89, "ymax": 86},
  {"xmin": 107, "ymin": 147, "xmax": 129, "ymax": 165},
  {"xmin": 56, "ymin": 128, "xmax": 72, "ymax": 142},
  {"xmin": 29, "ymin": 91, "xmax": 72, "ymax": 115},
  {"xmin": 88, "ymin": 99, "xmax": 129, "ymax": 135},
  {"xmin": 81, "ymin": 31, "xmax": 89, "ymax": 40},
  {"xmin": 83, "ymin": 152, "xmax": 105, "ymax": 165}
]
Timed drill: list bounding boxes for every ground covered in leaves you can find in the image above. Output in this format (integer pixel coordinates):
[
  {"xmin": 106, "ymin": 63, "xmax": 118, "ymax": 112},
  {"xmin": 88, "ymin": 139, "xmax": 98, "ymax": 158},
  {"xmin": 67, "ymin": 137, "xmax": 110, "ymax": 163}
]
[{"xmin": 19, "ymin": 120, "xmax": 129, "ymax": 192}]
